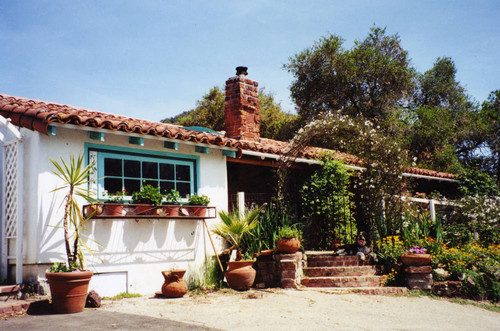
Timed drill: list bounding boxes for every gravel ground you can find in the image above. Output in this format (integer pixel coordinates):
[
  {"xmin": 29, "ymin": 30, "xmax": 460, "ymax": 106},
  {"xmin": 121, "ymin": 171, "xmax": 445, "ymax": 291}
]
[{"xmin": 100, "ymin": 288, "xmax": 500, "ymax": 331}]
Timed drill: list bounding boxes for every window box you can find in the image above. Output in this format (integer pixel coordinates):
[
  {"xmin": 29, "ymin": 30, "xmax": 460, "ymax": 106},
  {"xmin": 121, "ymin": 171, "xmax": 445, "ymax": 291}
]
[{"xmin": 83, "ymin": 204, "xmax": 216, "ymax": 219}]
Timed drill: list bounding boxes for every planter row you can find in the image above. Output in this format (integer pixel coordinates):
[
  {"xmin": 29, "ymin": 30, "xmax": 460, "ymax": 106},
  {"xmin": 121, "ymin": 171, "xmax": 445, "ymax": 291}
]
[{"xmin": 83, "ymin": 204, "xmax": 213, "ymax": 218}]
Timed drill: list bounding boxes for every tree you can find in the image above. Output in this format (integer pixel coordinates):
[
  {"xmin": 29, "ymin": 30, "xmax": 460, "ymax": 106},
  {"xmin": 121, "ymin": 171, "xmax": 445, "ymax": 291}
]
[
  {"xmin": 408, "ymin": 57, "xmax": 485, "ymax": 173},
  {"xmin": 163, "ymin": 86, "xmax": 225, "ymax": 130},
  {"xmin": 479, "ymin": 90, "xmax": 500, "ymax": 181},
  {"xmin": 284, "ymin": 26, "xmax": 415, "ymax": 134},
  {"xmin": 163, "ymin": 86, "xmax": 297, "ymax": 140}
]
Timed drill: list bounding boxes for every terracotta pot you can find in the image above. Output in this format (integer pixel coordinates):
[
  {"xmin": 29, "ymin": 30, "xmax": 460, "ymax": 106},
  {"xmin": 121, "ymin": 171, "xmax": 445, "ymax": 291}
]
[
  {"xmin": 161, "ymin": 270, "xmax": 187, "ymax": 298},
  {"xmin": 135, "ymin": 204, "xmax": 153, "ymax": 215},
  {"xmin": 161, "ymin": 205, "xmax": 180, "ymax": 217},
  {"xmin": 401, "ymin": 253, "xmax": 432, "ymax": 266},
  {"xmin": 225, "ymin": 260, "xmax": 256, "ymax": 291},
  {"xmin": 190, "ymin": 206, "xmax": 207, "ymax": 217},
  {"xmin": 277, "ymin": 238, "xmax": 301, "ymax": 253},
  {"xmin": 84, "ymin": 204, "xmax": 103, "ymax": 218},
  {"xmin": 104, "ymin": 204, "xmax": 124, "ymax": 216},
  {"xmin": 46, "ymin": 270, "xmax": 93, "ymax": 314}
]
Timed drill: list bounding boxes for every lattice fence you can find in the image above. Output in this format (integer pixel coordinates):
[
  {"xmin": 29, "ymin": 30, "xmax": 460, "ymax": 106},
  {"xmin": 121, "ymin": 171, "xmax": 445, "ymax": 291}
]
[{"xmin": 3, "ymin": 141, "xmax": 18, "ymax": 239}]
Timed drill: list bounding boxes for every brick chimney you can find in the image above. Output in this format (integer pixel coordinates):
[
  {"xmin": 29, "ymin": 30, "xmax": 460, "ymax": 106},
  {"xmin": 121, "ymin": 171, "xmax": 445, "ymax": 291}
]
[{"xmin": 224, "ymin": 66, "xmax": 260, "ymax": 141}]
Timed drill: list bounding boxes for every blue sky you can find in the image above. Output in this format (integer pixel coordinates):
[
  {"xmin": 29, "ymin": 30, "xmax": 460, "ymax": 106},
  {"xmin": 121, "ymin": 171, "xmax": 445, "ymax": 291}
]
[{"xmin": 1, "ymin": 1, "xmax": 499, "ymax": 121}]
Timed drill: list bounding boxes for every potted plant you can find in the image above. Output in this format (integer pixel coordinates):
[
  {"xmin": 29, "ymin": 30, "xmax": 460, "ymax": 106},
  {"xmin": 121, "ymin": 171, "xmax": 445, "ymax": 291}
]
[
  {"xmin": 103, "ymin": 189, "xmax": 126, "ymax": 216},
  {"xmin": 160, "ymin": 189, "xmax": 181, "ymax": 217},
  {"xmin": 276, "ymin": 225, "xmax": 302, "ymax": 253},
  {"xmin": 187, "ymin": 194, "xmax": 210, "ymax": 217},
  {"xmin": 131, "ymin": 184, "xmax": 163, "ymax": 215},
  {"xmin": 400, "ymin": 246, "xmax": 432, "ymax": 266},
  {"xmin": 212, "ymin": 207, "xmax": 261, "ymax": 290},
  {"xmin": 45, "ymin": 153, "xmax": 96, "ymax": 314}
]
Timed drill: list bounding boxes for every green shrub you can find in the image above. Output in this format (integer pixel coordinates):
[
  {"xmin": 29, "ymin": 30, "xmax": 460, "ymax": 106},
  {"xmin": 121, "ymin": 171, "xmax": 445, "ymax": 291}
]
[
  {"xmin": 131, "ymin": 184, "xmax": 163, "ymax": 205},
  {"xmin": 277, "ymin": 225, "xmax": 302, "ymax": 240},
  {"xmin": 188, "ymin": 194, "xmax": 210, "ymax": 205},
  {"xmin": 300, "ymin": 157, "xmax": 355, "ymax": 249}
]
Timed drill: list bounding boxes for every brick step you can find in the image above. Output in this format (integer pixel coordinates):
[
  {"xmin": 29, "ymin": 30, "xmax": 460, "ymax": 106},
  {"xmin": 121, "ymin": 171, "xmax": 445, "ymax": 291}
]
[
  {"xmin": 301, "ymin": 275, "xmax": 383, "ymax": 288},
  {"xmin": 306, "ymin": 255, "xmax": 364, "ymax": 267},
  {"xmin": 304, "ymin": 265, "xmax": 377, "ymax": 277},
  {"xmin": 304, "ymin": 286, "xmax": 408, "ymax": 295},
  {"xmin": 0, "ymin": 284, "xmax": 20, "ymax": 296}
]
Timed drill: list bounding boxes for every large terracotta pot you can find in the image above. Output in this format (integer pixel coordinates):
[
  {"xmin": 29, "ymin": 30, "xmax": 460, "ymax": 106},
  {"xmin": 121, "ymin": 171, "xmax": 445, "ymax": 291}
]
[
  {"xmin": 104, "ymin": 204, "xmax": 124, "ymax": 216},
  {"xmin": 161, "ymin": 270, "xmax": 188, "ymax": 298},
  {"xmin": 225, "ymin": 260, "xmax": 256, "ymax": 291},
  {"xmin": 277, "ymin": 238, "xmax": 301, "ymax": 253},
  {"xmin": 401, "ymin": 253, "xmax": 432, "ymax": 266},
  {"xmin": 46, "ymin": 270, "xmax": 93, "ymax": 314}
]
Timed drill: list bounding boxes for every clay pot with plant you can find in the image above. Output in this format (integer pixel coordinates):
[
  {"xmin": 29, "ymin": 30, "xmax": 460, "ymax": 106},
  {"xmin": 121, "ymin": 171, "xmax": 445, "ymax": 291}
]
[
  {"xmin": 212, "ymin": 207, "xmax": 261, "ymax": 291},
  {"xmin": 45, "ymin": 153, "xmax": 97, "ymax": 314},
  {"xmin": 276, "ymin": 225, "xmax": 302, "ymax": 253},
  {"xmin": 131, "ymin": 184, "xmax": 163, "ymax": 215},
  {"xmin": 160, "ymin": 189, "xmax": 181, "ymax": 216},
  {"xmin": 187, "ymin": 194, "xmax": 210, "ymax": 217},
  {"xmin": 103, "ymin": 190, "xmax": 127, "ymax": 216}
]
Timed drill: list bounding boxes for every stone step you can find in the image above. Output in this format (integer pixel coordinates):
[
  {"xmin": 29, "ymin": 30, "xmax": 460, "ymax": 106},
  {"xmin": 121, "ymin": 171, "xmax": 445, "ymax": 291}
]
[
  {"xmin": 304, "ymin": 265, "xmax": 377, "ymax": 277},
  {"xmin": 304, "ymin": 286, "xmax": 408, "ymax": 295},
  {"xmin": 301, "ymin": 275, "xmax": 383, "ymax": 288},
  {"xmin": 306, "ymin": 255, "xmax": 365, "ymax": 267}
]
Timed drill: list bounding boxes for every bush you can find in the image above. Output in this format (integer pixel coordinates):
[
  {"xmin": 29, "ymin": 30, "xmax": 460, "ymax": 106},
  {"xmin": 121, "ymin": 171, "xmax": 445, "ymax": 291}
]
[
  {"xmin": 277, "ymin": 225, "xmax": 302, "ymax": 240},
  {"xmin": 300, "ymin": 157, "xmax": 355, "ymax": 249}
]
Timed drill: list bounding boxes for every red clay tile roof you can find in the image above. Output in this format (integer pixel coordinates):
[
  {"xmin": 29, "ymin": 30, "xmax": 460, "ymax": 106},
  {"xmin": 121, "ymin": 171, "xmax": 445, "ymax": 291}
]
[
  {"xmin": 0, "ymin": 93, "xmax": 242, "ymax": 151},
  {"xmin": 0, "ymin": 93, "xmax": 455, "ymax": 180}
]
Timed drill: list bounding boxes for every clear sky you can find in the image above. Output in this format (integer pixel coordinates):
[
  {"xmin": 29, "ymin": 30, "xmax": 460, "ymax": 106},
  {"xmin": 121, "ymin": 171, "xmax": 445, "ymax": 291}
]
[{"xmin": 1, "ymin": 1, "xmax": 499, "ymax": 122}]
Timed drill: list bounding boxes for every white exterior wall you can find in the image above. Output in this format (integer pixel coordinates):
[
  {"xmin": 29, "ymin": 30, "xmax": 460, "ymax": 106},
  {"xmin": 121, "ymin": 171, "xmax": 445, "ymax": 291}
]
[{"xmin": 19, "ymin": 126, "xmax": 228, "ymax": 295}]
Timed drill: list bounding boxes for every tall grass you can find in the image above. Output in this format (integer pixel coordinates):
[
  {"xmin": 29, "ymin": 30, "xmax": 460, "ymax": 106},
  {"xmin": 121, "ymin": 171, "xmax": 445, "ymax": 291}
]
[{"xmin": 242, "ymin": 203, "xmax": 292, "ymax": 256}]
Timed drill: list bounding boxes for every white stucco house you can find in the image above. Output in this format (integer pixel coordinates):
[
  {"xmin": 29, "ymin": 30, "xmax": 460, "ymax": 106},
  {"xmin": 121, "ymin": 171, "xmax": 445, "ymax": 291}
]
[{"xmin": 0, "ymin": 67, "xmax": 456, "ymax": 296}]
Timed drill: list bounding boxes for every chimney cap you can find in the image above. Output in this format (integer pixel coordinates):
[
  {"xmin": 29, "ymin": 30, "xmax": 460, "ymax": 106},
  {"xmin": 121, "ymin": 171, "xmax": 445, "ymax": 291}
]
[{"xmin": 235, "ymin": 66, "xmax": 248, "ymax": 76}]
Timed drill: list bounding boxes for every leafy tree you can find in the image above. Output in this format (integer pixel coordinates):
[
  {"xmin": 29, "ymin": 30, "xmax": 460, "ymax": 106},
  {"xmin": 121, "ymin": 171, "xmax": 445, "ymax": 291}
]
[
  {"xmin": 480, "ymin": 90, "xmax": 500, "ymax": 181},
  {"xmin": 408, "ymin": 57, "xmax": 484, "ymax": 173},
  {"xmin": 284, "ymin": 26, "xmax": 415, "ymax": 134},
  {"xmin": 163, "ymin": 86, "xmax": 225, "ymax": 130},
  {"xmin": 163, "ymin": 86, "xmax": 297, "ymax": 140}
]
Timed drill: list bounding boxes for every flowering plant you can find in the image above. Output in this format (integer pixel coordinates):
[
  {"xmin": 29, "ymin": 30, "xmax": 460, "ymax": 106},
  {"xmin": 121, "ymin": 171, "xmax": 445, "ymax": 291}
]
[{"xmin": 408, "ymin": 246, "xmax": 427, "ymax": 254}]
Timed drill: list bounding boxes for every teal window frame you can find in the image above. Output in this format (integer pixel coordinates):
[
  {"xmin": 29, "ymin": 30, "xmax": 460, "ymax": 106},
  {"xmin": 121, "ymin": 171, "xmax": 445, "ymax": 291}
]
[{"xmin": 85, "ymin": 143, "xmax": 199, "ymax": 201}]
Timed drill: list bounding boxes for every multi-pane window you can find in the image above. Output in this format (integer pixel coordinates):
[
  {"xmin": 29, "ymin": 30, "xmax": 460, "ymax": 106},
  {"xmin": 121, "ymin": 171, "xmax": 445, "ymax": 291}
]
[{"xmin": 91, "ymin": 148, "xmax": 197, "ymax": 200}]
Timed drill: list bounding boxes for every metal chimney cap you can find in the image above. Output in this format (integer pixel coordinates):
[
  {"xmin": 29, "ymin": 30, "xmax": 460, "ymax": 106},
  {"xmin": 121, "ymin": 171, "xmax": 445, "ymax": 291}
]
[{"xmin": 236, "ymin": 66, "xmax": 248, "ymax": 76}]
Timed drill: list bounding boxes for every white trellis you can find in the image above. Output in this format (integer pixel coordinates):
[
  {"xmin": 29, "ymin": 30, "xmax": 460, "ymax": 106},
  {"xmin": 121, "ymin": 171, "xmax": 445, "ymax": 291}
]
[{"xmin": 0, "ymin": 115, "xmax": 23, "ymax": 284}]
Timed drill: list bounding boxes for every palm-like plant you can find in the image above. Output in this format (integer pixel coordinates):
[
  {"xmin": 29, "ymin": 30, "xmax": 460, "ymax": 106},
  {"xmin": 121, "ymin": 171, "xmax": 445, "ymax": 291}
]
[
  {"xmin": 50, "ymin": 153, "xmax": 96, "ymax": 271},
  {"xmin": 212, "ymin": 207, "xmax": 261, "ymax": 261}
]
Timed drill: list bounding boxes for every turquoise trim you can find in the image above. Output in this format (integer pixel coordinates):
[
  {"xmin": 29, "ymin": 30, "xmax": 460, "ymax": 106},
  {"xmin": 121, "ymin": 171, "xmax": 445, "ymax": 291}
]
[
  {"xmin": 129, "ymin": 136, "xmax": 144, "ymax": 146},
  {"xmin": 89, "ymin": 132, "xmax": 105, "ymax": 141},
  {"xmin": 84, "ymin": 143, "xmax": 200, "ymax": 200},
  {"xmin": 184, "ymin": 126, "xmax": 224, "ymax": 136},
  {"xmin": 164, "ymin": 141, "xmax": 179, "ymax": 150},
  {"xmin": 222, "ymin": 150, "xmax": 236, "ymax": 158},
  {"xmin": 195, "ymin": 146, "xmax": 209, "ymax": 154},
  {"xmin": 47, "ymin": 126, "xmax": 56, "ymax": 136}
]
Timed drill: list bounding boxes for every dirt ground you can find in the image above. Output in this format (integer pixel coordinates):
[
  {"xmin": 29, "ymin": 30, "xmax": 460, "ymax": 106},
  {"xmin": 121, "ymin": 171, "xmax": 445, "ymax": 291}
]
[{"xmin": 100, "ymin": 288, "xmax": 500, "ymax": 331}]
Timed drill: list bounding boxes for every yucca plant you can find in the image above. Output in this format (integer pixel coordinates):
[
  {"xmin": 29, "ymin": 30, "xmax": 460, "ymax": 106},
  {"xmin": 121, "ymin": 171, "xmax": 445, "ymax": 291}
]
[
  {"xmin": 50, "ymin": 153, "xmax": 96, "ymax": 271},
  {"xmin": 212, "ymin": 207, "xmax": 261, "ymax": 261}
]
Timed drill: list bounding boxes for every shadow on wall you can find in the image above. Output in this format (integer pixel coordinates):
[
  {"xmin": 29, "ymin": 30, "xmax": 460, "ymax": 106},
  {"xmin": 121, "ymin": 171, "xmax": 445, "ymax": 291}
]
[
  {"xmin": 38, "ymin": 191, "xmax": 69, "ymax": 264},
  {"xmin": 83, "ymin": 218, "xmax": 202, "ymax": 266}
]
